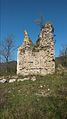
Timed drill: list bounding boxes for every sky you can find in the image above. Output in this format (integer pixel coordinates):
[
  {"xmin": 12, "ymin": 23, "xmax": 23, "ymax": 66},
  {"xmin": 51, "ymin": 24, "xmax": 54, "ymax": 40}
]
[{"xmin": 1, "ymin": 0, "xmax": 67, "ymax": 60}]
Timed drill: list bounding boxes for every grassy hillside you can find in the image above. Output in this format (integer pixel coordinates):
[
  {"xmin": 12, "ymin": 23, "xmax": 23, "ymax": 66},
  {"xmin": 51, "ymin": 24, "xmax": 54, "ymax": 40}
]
[{"xmin": 0, "ymin": 73, "xmax": 67, "ymax": 119}]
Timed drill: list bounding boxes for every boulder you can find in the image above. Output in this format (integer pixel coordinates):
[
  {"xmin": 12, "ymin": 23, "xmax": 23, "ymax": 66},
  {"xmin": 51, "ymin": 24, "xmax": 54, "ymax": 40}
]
[
  {"xmin": 31, "ymin": 76, "xmax": 36, "ymax": 81},
  {"xmin": 0, "ymin": 79, "xmax": 7, "ymax": 83},
  {"xmin": 9, "ymin": 79, "xmax": 16, "ymax": 83}
]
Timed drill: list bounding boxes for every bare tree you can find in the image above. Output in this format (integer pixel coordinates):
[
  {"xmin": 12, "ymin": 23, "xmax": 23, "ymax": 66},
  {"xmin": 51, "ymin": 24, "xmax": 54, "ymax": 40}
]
[
  {"xmin": 0, "ymin": 35, "xmax": 16, "ymax": 73},
  {"xmin": 60, "ymin": 44, "xmax": 67, "ymax": 67},
  {"xmin": 0, "ymin": 35, "xmax": 15, "ymax": 62}
]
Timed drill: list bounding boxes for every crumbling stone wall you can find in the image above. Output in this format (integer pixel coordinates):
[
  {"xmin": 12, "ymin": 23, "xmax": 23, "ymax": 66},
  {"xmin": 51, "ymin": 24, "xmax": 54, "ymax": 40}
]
[{"xmin": 17, "ymin": 23, "xmax": 55, "ymax": 75}]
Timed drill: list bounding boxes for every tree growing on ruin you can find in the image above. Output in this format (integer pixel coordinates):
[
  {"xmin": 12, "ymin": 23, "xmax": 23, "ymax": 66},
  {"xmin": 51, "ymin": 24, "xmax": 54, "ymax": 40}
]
[{"xmin": 34, "ymin": 16, "xmax": 45, "ymax": 31}]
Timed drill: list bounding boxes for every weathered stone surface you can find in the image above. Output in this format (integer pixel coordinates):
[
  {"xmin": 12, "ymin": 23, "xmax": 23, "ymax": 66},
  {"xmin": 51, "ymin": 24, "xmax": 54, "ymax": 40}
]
[
  {"xmin": 17, "ymin": 23, "xmax": 55, "ymax": 76},
  {"xmin": 0, "ymin": 79, "xmax": 7, "ymax": 83},
  {"xmin": 31, "ymin": 76, "xmax": 36, "ymax": 81},
  {"xmin": 17, "ymin": 77, "xmax": 29, "ymax": 82},
  {"xmin": 9, "ymin": 79, "xmax": 16, "ymax": 83}
]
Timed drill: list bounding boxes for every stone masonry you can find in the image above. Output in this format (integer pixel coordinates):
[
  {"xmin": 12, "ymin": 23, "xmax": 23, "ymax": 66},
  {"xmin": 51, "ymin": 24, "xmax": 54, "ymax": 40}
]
[{"xmin": 17, "ymin": 23, "xmax": 55, "ymax": 75}]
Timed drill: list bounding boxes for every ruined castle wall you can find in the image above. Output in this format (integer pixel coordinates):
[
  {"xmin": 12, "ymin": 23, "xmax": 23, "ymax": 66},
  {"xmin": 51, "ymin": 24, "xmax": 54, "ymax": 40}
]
[
  {"xmin": 17, "ymin": 23, "xmax": 55, "ymax": 76},
  {"xmin": 17, "ymin": 44, "xmax": 55, "ymax": 75}
]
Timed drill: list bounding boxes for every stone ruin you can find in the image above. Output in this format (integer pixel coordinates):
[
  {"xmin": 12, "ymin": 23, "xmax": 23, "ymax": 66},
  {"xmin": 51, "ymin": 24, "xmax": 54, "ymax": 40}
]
[{"xmin": 17, "ymin": 23, "xmax": 55, "ymax": 76}]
